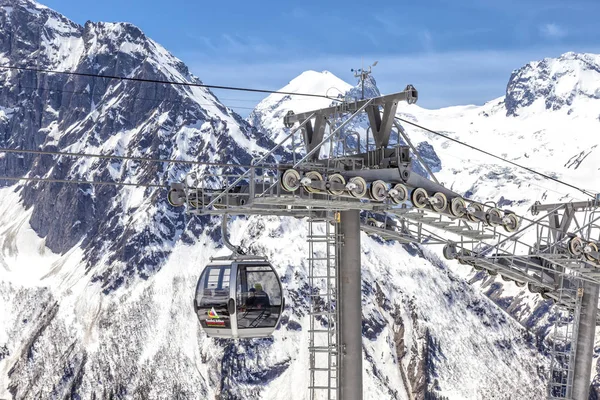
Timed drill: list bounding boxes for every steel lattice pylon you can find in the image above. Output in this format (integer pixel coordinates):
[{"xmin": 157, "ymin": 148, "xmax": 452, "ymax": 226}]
[{"xmin": 168, "ymin": 88, "xmax": 600, "ymax": 400}]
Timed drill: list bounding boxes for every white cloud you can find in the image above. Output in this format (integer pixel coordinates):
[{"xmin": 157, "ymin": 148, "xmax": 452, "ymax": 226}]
[
  {"xmin": 193, "ymin": 34, "xmax": 274, "ymax": 56},
  {"xmin": 420, "ymin": 30, "xmax": 434, "ymax": 52},
  {"xmin": 290, "ymin": 7, "xmax": 307, "ymax": 19},
  {"xmin": 196, "ymin": 35, "xmax": 217, "ymax": 51},
  {"xmin": 372, "ymin": 14, "xmax": 404, "ymax": 37},
  {"xmin": 539, "ymin": 23, "xmax": 567, "ymax": 39}
]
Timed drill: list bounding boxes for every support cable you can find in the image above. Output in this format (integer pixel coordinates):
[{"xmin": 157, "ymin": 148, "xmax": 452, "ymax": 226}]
[
  {"xmin": 0, "ymin": 175, "xmax": 164, "ymax": 188},
  {"xmin": 0, "ymin": 146, "xmax": 275, "ymax": 168},
  {"xmin": 0, "ymin": 64, "xmax": 342, "ymax": 102},
  {"xmin": 14, "ymin": 83, "xmax": 257, "ymax": 111},
  {"xmin": 395, "ymin": 117, "xmax": 596, "ymax": 199}
]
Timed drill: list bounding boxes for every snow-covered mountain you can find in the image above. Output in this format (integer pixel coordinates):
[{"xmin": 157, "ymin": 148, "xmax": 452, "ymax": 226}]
[
  {"xmin": 504, "ymin": 52, "xmax": 600, "ymax": 118},
  {"xmin": 0, "ymin": 0, "xmax": 597, "ymax": 399},
  {"xmin": 247, "ymin": 70, "xmax": 353, "ymax": 144}
]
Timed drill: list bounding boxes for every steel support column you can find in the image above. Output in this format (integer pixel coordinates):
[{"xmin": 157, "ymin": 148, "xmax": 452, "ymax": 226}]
[
  {"xmin": 572, "ymin": 281, "xmax": 599, "ymax": 399},
  {"xmin": 339, "ymin": 210, "xmax": 363, "ymax": 400}
]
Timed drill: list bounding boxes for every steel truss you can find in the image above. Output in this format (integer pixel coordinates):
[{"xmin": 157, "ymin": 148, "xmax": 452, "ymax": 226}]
[{"xmin": 168, "ymin": 87, "xmax": 600, "ymax": 400}]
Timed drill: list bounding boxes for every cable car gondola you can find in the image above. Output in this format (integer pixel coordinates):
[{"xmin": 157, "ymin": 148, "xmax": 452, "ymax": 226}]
[
  {"xmin": 194, "ymin": 257, "xmax": 285, "ymax": 338},
  {"xmin": 193, "ymin": 216, "xmax": 284, "ymax": 339}
]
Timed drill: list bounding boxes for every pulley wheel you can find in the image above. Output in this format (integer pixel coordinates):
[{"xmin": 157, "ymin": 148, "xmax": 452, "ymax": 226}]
[
  {"xmin": 369, "ymin": 180, "xmax": 388, "ymax": 202},
  {"xmin": 466, "ymin": 203, "xmax": 484, "ymax": 223},
  {"xmin": 527, "ymin": 283, "xmax": 542, "ymax": 294},
  {"xmin": 281, "ymin": 169, "xmax": 301, "ymax": 192},
  {"xmin": 411, "ymin": 188, "xmax": 428, "ymax": 209},
  {"xmin": 501, "ymin": 275, "xmax": 512, "ymax": 282},
  {"xmin": 515, "ymin": 280, "xmax": 526, "ymax": 288},
  {"xmin": 450, "ymin": 197, "xmax": 467, "ymax": 218},
  {"xmin": 487, "ymin": 269, "xmax": 498, "ymax": 276},
  {"xmin": 585, "ymin": 242, "xmax": 599, "ymax": 262},
  {"xmin": 167, "ymin": 189, "xmax": 186, "ymax": 207},
  {"xmin": 390, "ymin": 183, "xmax": 408, "ymax": 204},
  {"xmin": 348, "ymin": 177, "xmax": 367, "ymax": 198},
  {"xmin": 327, "ymin": 173, "xmax": 346, "ymax": 196},
  {"xmin": 303, "ymin": 171, "xmax": 323, "ymax": 193},
  {"xmin": 442, "ymin": 244, "xmax": 457, "ymax": 260},
  {"xmin": 568, "ymin": 237, "xmax": 584, "ymax": 256},
  {"xmin": 502, "ymin": 213, "xmax": 519, "ymax": 233},
  {"xmin": 431, "ymin": 192, "xmax": 447, "ymax": 213},
  {"xmin": 486, "ymin": 208, "xmax": 502, "ymax": 227}
]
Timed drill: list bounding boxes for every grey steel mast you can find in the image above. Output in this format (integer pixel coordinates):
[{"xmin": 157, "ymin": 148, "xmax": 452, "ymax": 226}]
[{"xmin": 338, "ymin": 210, "xmax": 363, "ymax": 400}]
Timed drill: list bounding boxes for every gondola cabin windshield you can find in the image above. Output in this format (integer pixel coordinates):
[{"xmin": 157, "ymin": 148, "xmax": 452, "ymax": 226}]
[{"xmin": 194, "ymin": 260, "xmax": 284, "ymax": 339}]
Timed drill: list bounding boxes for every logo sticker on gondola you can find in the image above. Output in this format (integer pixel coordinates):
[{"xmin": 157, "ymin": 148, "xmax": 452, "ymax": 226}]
[{"xmin": 206, "ymin": 307, "xmax": 225, "ymax": 327}]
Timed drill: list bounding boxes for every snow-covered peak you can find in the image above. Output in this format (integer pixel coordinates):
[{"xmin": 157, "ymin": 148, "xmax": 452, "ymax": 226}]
[
  {"xmin": 1, "ymin": 0, "xmax": 49, "ymax": 12},
  {"xmin": 0, "ymin": 0, "xmax": 74, "ymax": 34},
  {"xmin": 80, "ymin": 20, "xmax": 196, "ymax": 84},
  {"xmin": 248, "ymin": 70, "xmax": 353, "ymax": 143},
  {"xmin": 504, "ymin": 51, "xmax": 600, "ymax": 117},
  {"xmin": 282, "ymin": 70, "xmax": 352, "ymax": 98},
  {"xmin": 347, "ymin": 74, "xmax": 381, "ymax": 100},
  {"xmin": 0, "ymin": 0, "xmax": 273, "ymax": 278},
  {"xmin": 0, "ymin": 0, "xmax": 82, "ymax": 69},
  {"xmin": 254, "ymin": 69, "xmax": 352, "ymax": 119}
]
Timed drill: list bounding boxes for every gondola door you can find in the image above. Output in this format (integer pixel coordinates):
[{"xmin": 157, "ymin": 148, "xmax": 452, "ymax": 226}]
[
  {"xmin": 194, "ymin": 263, "xmax": 237, "ymax": 338},
  {"xmin": 235, "ymin": 262, "xmax": 284, "ymax": 338}
]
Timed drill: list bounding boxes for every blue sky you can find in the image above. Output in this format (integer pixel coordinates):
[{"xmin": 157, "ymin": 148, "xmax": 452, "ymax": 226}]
[{"xmin": 41, "ymin": 0, "xmax": 600, "ymax": 116}]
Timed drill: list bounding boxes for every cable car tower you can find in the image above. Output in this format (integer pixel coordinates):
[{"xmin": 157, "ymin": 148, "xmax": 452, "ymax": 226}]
[{"xmin": 168, "ymin": 85, "xmax": 600, "ymax": 400}]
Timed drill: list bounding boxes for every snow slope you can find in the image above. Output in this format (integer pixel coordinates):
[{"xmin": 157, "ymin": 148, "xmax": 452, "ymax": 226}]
[
  {"xmin": 0, "ymin": 0, "xmax": 593, "ymax": 399},
  {"xmin": 0, "ymin": 190, "xmax": 548, "ymax": 399}
]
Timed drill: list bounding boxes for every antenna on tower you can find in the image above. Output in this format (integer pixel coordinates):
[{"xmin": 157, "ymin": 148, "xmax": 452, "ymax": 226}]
[{"xmin": 351, "ymin": 60, "xmax": 378, "ymax": 100}]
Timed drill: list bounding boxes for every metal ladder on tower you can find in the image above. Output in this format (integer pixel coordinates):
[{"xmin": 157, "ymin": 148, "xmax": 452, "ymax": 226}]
[
  {"xmin": 547, "ymin": 278, "xmax": 584, "ymax": 399},
  {"xmin": 307, "ymin": 211, "xmax": 341, "ymax": 400}
]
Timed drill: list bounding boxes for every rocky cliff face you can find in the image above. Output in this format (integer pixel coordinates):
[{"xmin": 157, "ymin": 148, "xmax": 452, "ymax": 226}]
[
  {"xmin": 0, "ymin": 0, "xmax": 273, "ymax": 291},
  {"xmin": 504, "ymin": 52, "xmax": 600, "ymax": 117}
]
